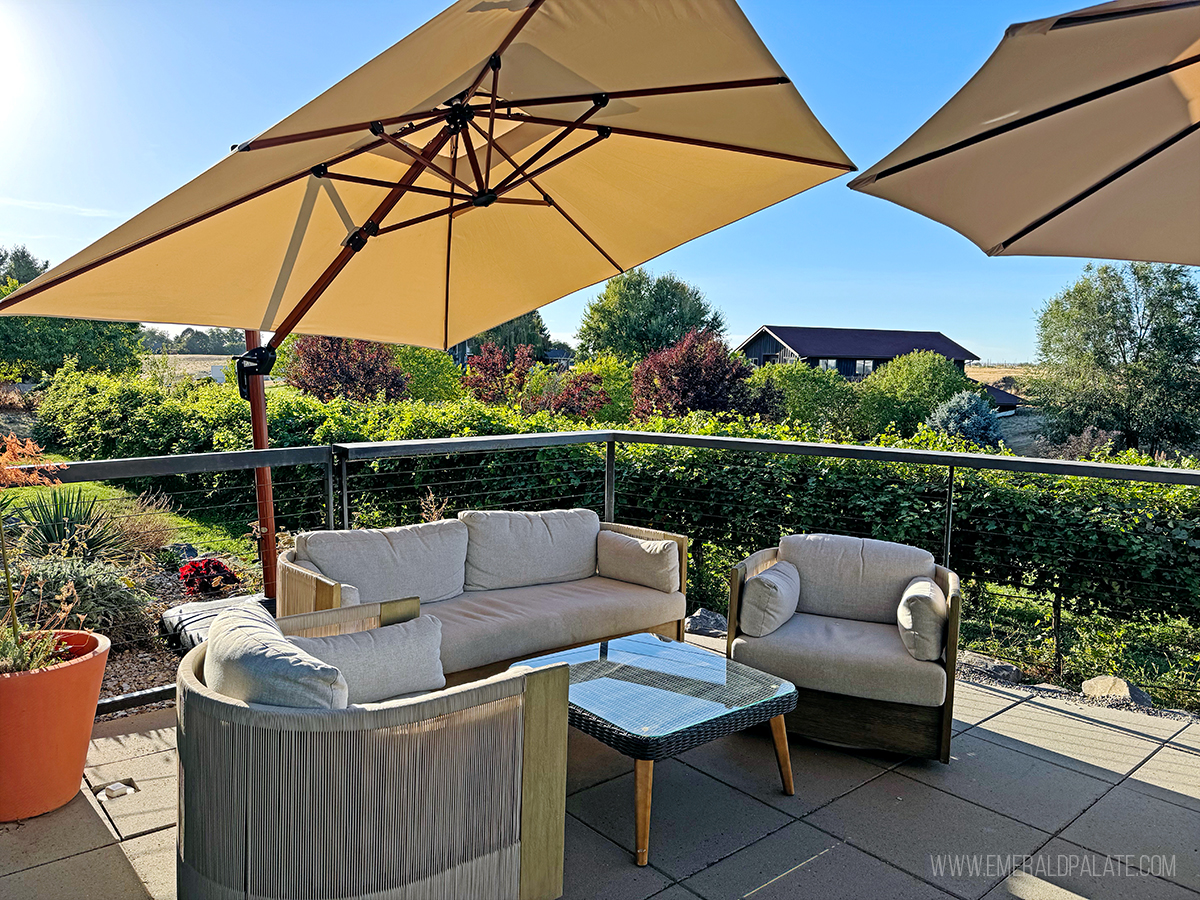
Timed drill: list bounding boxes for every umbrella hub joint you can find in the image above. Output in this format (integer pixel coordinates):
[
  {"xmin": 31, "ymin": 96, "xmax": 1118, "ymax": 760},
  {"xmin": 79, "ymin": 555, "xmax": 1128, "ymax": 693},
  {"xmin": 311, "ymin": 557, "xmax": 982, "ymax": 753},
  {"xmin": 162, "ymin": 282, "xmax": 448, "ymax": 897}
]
[
  {"xmin": 444, "ymin": 102, "xmax": 475, "ymax": 134},
  {"xmin": 346, "ymin": 220, "xmax": 378, "ymax": 253},
  {"xmin": 234, "ymin": 345, "xmax": 277, "ymax": 401},
  {"xmin": 472, "ymin": 191, "xmax": 498, "ymax": 207}
]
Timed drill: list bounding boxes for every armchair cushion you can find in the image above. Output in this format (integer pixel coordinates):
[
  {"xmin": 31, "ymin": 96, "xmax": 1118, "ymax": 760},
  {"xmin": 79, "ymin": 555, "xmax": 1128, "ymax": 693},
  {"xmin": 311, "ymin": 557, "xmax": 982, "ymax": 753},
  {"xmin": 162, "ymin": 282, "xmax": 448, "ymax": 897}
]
[
  {"xmin": 459, "ymin": 508, "xmax": 600, "ymax": 591},
  {"xmin": 732, "ymin": 612, "xmax": 946, "ymax": 707},
  {"xmin": 291, "ymin": 615, "xmax": 446, "ymax": 704},
  {"xmin": 597, "ymin": 529, "xmax": 679, "ymax": 593},
  {"xmin": 739, "ymin": 561, "xmax": 801, "ymax": 637},
  {"xmin": 778, "ymin": 533, "xmax": 935, "ymax": 624},
  {"xmin": 897, "ymin": 576, "xmax": 948, "ymax": 661},
  {"xmin": 296, "ymin": 520, "xmax": 468, "ymax": 605},
  {"xmin": 203, "ymin": 600, "xmax": 348, "ymax": 708}
]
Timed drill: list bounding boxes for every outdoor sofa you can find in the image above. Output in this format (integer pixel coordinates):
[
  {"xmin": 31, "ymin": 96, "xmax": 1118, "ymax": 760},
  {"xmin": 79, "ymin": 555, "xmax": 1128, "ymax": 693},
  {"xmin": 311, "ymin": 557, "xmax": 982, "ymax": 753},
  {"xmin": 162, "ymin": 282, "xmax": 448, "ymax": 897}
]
[
  {"xmin": 276, "ymin": 508, "xmax": 689, "ymax": 684},
  {"xmin": 727, "ymin": 533, "xmax": 960, "ymax": 762},
  {"xmin": 176, "ymin": 599, "xmax": 569, "ymax": 900}
]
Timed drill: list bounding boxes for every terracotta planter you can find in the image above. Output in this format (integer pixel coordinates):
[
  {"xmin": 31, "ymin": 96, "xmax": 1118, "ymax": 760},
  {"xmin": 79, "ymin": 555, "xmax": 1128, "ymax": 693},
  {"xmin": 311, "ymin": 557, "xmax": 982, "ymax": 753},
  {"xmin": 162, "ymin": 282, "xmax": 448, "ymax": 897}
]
[{"xmin": 0, "ymin": 631, "xmax": 110, "ymax": 821}]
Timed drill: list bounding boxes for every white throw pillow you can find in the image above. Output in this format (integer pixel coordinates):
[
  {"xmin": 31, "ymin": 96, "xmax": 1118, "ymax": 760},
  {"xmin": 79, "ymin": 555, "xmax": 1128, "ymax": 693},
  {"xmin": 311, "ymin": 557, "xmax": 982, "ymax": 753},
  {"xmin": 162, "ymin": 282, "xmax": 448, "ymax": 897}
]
[
  {"xmin": 596, "ymin": 530, "xmax": 679, "ymax": 593},
  {"xmin": 290, "ymin": 615, "xmax": 446, "ymax": 705},
  {"xmin": 203, "ymin": 600, "xmax": 348, "ymax": 708},
  {"xmin": 739, "ymin": 561, "xmax": 801, "ymax": 637},
  {"xmin": 459, "ymin": 508, "xmax": 600, "ymax": 590},
  {"xmin": 897, "ymin": 576, "xmax": 948, "ymax": 661}
]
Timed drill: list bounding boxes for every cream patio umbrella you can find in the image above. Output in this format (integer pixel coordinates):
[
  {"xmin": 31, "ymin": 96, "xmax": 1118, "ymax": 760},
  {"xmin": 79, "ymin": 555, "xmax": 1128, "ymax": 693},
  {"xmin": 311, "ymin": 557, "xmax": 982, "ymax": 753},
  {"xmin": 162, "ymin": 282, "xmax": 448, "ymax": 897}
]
[
  {"xmin": 1, "ymin": 0, "xmax": 853, "ymax": 596},
  {"xmin": 849, "ymin": 0, "xmax": 1200, "ymax": 266}
]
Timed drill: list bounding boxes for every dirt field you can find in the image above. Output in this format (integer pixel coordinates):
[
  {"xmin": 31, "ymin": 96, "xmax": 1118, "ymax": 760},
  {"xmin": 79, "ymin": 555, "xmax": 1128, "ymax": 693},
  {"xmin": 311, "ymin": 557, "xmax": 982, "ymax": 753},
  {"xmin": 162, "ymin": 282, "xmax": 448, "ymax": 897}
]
[
  {"xmin": 144, "ymin": 354, "xmax": 231, "ymax": 378},
  {"xmin": 966, "ymin": 364, "xmax": 1034, "ymax": 396}
]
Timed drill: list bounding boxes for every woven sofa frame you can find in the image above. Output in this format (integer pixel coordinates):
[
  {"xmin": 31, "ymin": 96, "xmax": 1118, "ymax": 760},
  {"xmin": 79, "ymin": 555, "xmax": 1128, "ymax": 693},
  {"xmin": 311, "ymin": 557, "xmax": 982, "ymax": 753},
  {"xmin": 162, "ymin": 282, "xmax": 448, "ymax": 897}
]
[
  {"xmin": 727, "ymin": 547, "xmax": 961, "ymax": 764},
  {"xmin": 276, "ymin": 521, "xmax": 689, "ymax": 687},
  {"xmin": 176, "ymin": 624, "xmax": 570, "ymax": 900}
]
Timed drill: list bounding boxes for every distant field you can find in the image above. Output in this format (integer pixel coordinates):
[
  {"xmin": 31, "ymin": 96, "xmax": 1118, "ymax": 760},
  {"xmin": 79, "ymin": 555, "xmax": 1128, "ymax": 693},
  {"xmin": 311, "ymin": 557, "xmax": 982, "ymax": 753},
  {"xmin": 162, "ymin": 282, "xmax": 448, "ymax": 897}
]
[
  {"xmin": 967, "ymin": 364, "xmax": 1034, "ymax": 387},
  {"xmin": 144, "ymin": 354, "xmax": 230, "ymax": 378}
]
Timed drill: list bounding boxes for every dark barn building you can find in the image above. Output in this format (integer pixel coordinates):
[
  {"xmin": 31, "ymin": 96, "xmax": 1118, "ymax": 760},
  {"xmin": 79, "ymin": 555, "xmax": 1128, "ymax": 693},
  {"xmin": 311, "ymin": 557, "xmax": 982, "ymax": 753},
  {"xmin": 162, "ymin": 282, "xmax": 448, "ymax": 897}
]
[{"xmin": 737, "ymin": 326, "xmax": 978, "ymax": 381}]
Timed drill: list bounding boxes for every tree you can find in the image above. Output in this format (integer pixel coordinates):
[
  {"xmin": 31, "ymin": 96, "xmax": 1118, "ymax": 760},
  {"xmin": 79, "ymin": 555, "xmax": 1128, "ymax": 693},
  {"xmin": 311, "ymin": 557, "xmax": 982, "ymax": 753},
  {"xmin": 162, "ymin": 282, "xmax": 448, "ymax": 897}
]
[
  {"xmin": 472, "ymin": 311, "xmax": 552, "ymax": 359},
  {"xmin": 394, "ymin": 345, "xmax": 463, "ymax": 402},
  {"xmin": 176, "ymin": 328, "xmax": 213, "ymax": 354},
  {"xmin": 283, "ymin": 335, "xmax": 409, "ymax": 403},
  {"xmin": 141, "ymin": 328, "xmax": 172, "ymax": 353},
  {"xmin": 749, "ymin": 362, "xmax": 857, "ymax": 432},
  {"xmin": 462, "ymin": 343, "xmax": 536, "ymax": 405},
  {"xmin": 0, "ymin": 245, "xmax": 49, "ymax": 285},
  {"xmin": 927, "ymin": 390, "xmax": 1002, "ymax": 447},
  {"xmin": 1027, "ymin": 263, "xmax": 1200, "ymax": 454},
  {"xmin": 576, "ymin": 268, "xmax": 726, "ymax": 361},
  {"xmin": 854, "ymin": 350, "xmax": 976, "ymax": 437},
  {"xmin": 632, "ymin": 331, "xmax": 780, "ymax": 420},
  {"xmin": 571, "ymin": 353, "xmax": 635, "ymax": 423}
]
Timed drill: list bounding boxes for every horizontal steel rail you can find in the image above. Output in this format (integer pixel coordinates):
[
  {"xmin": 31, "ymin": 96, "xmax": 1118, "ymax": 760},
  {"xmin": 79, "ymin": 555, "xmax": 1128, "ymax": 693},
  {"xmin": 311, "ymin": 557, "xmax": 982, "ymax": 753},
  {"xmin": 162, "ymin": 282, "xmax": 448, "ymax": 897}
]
[{"xmin": 14, "ymin": 445, "xmax": 329, "ymax": 484}]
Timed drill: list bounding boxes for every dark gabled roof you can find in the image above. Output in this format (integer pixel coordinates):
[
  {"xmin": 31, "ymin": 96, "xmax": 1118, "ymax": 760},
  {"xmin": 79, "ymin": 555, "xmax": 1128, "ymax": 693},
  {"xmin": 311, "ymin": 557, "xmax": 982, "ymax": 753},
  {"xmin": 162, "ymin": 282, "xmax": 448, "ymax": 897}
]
[
  {"xmin": 739, "ymin": 326, "xmax": 978, "ymax": 361},
  {"xmin": 978, "ymin": 382, "xmax": 1023, "ymax": 407}
]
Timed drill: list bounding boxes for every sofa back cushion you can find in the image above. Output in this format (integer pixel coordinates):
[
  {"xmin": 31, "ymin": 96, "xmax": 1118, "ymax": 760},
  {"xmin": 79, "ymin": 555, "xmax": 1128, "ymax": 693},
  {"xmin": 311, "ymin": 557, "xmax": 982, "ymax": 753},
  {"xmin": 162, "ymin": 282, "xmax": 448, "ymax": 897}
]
[
  {"xmin": 897, "ymin": 576, "xmax": 948, "ymax": 661},
  {"xmin": 597, "ymin": 530, "xmax": 679, "ymax": 593},
  {"xmin": 459, "ymin": 508, "xmax": 600, "ymax": 591},
  {"xmin": 290, "ymin": 615, "xmax": 446, "ymax": 704},
  {"xmin": 778, "ymin": 533, "xmax": 935, "ymax": 624},
  {"xmin": 739, "ymin": 561, "xmax": 801, "ymax": 637},
  {"xmin": 295, "ymin": 520, "xmax": 468, "ymax": 605},
  {"xmin": 203, "ymin": 600, "xmax": 348, "ymax": 708}
]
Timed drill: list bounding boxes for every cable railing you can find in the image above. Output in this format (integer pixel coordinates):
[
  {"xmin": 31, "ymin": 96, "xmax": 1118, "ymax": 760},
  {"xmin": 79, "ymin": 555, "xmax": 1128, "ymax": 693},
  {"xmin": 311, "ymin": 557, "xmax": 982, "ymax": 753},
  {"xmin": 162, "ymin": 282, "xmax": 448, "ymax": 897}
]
[{"xmin": 7, "ymin": 429, "xmax": 1200, "ymax": 712}]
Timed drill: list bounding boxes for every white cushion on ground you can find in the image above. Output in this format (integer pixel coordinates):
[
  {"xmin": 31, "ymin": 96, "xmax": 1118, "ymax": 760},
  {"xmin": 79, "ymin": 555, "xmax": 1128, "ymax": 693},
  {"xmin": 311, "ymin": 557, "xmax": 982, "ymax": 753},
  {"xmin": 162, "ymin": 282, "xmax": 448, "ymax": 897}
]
[
  {"xmin": 203, "ymin": 600, "xmax": 348, "ymax": 708},
  {"xmin": 898, "ymin": 576, "xmax": 948, "ymax": 661},
  {"xmin": 739, "ymin": 561, "xmax": 801, "ymax": 637},
  {"xmin": 295, "ymin": 519, "xmax": 468, "ymax": 605},
  {"xmin": 291, "ymin": 615, "xmax": 445, "ymax": 704},
  {"xmin": 458, "ymin": 508, "xmax": 600, "ymax": 591},
  {"xmin": 596, "ymin": 529, "xmax": 679, "ymax": 593},
  {"xmin": 433, "ymin": 576, "xmax": 685, "ymax": 673},
  {"xmin": 778, "ymin": 533, "xmax": 935, "ymax": 624},
  {"xmin": 292, "ymin": 559, "xmax": 361, "ymax": 606},
  {"xmin": 732, "ymin": 612, "xmax": 946, "ymax": 707}
]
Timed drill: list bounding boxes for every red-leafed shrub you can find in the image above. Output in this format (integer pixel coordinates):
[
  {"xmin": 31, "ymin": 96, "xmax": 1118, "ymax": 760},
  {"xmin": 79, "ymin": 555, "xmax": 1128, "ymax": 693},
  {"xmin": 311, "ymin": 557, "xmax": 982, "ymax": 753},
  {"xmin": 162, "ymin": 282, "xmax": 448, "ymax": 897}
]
[
  {"xmin": 463, "ymin": 342, "xmax": 536, "ymax": 405},
  {"xmin": 179, "ymin": 558, "xmax": 241, "ymax": 595},
  {"xmin": 283, "ymin": 335, "xmax": 409, "ymax": 403},
  {"xmin": 632, "ymin": 330, "xmax": 781, "ymax": 421},
  {"xmin": 539, "ymin": 371, "xmax": 609, "ymax": 418}
]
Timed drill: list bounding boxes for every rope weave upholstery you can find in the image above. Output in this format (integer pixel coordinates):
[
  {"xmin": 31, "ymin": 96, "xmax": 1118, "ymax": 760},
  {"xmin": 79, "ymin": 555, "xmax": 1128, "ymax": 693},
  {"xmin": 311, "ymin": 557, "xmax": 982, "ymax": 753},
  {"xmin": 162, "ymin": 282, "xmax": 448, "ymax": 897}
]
[{"xmin": 177, "ymin": 645, "xmax": 533, "ymax": 899}]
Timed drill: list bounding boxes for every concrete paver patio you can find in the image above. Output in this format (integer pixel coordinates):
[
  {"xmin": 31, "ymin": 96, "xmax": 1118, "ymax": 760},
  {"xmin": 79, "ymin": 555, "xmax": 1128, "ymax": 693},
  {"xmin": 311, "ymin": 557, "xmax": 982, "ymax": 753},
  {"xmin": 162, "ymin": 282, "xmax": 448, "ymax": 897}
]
[{"xmin": 2, "ymin": 679, "xmax": 1197, "ymax": 900}]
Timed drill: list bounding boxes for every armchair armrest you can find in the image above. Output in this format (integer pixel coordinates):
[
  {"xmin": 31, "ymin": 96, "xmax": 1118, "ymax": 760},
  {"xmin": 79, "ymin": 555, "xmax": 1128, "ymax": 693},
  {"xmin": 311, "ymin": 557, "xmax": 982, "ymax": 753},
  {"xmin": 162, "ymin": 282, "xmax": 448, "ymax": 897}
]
[
  {"xmin": 600, "ymin": 522, "xmax": 689, "ymax": 595},
  {"xmin": 277, "ymin": 597, "xmax": 419, "ymax": 638},
  {"xmin": 277, "ymin": 549, "xmax": 343, "ymax": 617},
  {"xmin": 726, "ymin": 547, "xmax": 779, "ymax": 657},
  {"xmin": 934, "ymin": 565, "xmax": 962, "ymax": 673}
]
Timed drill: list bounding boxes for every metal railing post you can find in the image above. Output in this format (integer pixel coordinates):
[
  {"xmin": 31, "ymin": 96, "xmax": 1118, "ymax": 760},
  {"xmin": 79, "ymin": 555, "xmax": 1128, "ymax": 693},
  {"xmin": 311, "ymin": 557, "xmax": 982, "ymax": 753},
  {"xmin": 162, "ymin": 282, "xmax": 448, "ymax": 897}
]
[
  {"xmin": 340, "ymin": 456, "xmax": 350, "ymax": 530},
  {"xmin": 325, "ymin": 449, "xmax": 336, "ymax": 530},
  {"xmin": 604, "ymin": 439, "xmax": 616, "ymax": 522},
  {"xmin": 943, "ymin": 465, "xmax": 955, "ymax": 568}
]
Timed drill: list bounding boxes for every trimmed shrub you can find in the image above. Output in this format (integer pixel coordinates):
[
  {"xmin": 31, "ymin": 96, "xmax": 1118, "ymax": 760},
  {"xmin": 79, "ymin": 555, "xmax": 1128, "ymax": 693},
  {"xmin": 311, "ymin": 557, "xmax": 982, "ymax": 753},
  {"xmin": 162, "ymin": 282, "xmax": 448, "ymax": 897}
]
[
  {"xmin": 394, "ymin": 345, "xmax": 463, "ymax": 402},
  {"xmin": 927, "ymin": 390, "xmax": 1002, "ymax": 447},
  {"xmin": 749, "ymin": 362, "xmax": 856, "ymax": 433},
  {"xmin": 854, "ymin": 351, "xmax": 977, "ymax": 438},
  {"xmin": 15, "ymin": 556, "xmax": 155, "ymax": 645}
]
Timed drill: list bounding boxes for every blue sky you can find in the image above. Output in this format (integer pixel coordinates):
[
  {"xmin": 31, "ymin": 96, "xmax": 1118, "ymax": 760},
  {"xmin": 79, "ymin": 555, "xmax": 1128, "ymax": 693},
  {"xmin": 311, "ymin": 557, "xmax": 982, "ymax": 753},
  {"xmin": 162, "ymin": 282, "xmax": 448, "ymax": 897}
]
[{"xmin": 0, "ymin": 0, "xmax": 1099, "ymax": 362}]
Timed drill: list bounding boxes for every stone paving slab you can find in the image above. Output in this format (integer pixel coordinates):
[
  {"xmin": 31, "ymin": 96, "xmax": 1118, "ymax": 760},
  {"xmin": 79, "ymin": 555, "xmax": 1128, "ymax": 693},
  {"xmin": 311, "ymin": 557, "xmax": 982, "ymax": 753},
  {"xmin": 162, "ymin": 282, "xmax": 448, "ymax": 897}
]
[
  {"xmin": 567, "ymin": 758, "xmax": 792, "ymax": 880},
  {"xmin": 1124, "ymin": 744, "xmax": 1200, "ymax": 813},
  {"xmin": 562, "ymin": 815, "xmax": 672, "ymax": 900},
  {"xmin": 805, "ymin": 771, "xmax": 1051, "ymax": 900},
  {"xmin": 678, "ymin": 728, "xmax": 886, "ymax": 817},
  {"xmin": 88, "ymin": 713, "xmax": 177, "ymax": 769},
  {"xmin": 1059, "ymin": 785, "xmax": 1200, "ymax": 893},
  {"xmin": 568, "ymin": 730, "xmax": 634, "ymax": 796},
  {"xmin": 0, "ymin": 843, "xmax": 151, "ymax": 899},
  {"xmin": 900, "ymin": 732, "xmax": 1112, "ymax": 833},
  {"xmin": 953, "ymin": 683, "xmax": 1034, "ymax": 734},
  {"xmin": 0, "ymin": 789, "xmax": 117, "ymax": 877},
  {"xmin": 1026, "ymin": 696, "xmax": 1190, "ymax": 742},
  {"xmin": 681, "ymin": 820, "xmax": 952, "ymax": 900},
  {"xmin": 972, "ymin": 700, "xmax": 1162, "ymax": 783},
  {"xmin": 85, "ymin": 749, "xmax": 178, "ymax": 840},
  {"xmin": 121, "ymin": 827, "xmax": 176, "ymax": 900},
  {"xmin": 1171, "ymin": 723, "xmax": 1200, "ymax": 751}
]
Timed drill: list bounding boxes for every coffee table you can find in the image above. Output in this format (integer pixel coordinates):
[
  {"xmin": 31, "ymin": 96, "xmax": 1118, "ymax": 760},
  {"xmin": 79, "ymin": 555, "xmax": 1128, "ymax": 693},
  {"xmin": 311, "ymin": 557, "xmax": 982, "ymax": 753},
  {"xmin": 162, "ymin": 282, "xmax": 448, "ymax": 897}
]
[{"xmin": 519, "ymin": 632, "xmax": 799, "ymax": 866}]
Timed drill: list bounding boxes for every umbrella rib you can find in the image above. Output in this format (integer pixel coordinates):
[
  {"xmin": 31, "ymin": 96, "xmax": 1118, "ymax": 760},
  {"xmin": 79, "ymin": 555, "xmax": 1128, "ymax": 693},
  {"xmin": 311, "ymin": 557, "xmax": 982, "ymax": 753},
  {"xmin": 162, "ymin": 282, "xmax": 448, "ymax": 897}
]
[
  {"xmin": 376, "ymin": 201, "xmax": 475, "ymax": 235},
  {"xmin": 490, "ymin": 76, "xmax": 791, "ymax": 109},
  {"xmin": 488, "ymin": 111, "xmax": 856, "ymax": 168},
  {"xmin": 468, "ymin": 118, "xmax": 623, "ymax": 273},
  {"xmin": 0, "ymin": 136, "xmax": 391, "ymax": 313},
  {"xmin": 237, "ymin": 109, "xmax": 444, "ymax": 152},
  {"xmin": 993, "ymin": 119, "xmax": 1200, "ymax": 255},
  {"xmin": 443, "ymin": 134, "xmax": 458, "ymax": 350},
  {"xmin": 493, "ymin": 101, "xmax": 605, "ymax": 194},
  {"xmin": 460, "ymin": 126, "xmax": 487, "ymax": 192},
  {"xmin": 462, "ymin": 0, "xmax": 546, "ymax": 100},
  {"xmin": 376, "ymin": 131, "xmax": 478, "ymax": 195},
  {"xmin": 320, "ymin": 171, "xmax": 458, "ymax": 200},
  {"xmin": 1051, "ymin": 0, "xmax": 1200, "ymax": 29},
  {"xmin": 485, "ymin": 61, "xmax": 500, "ymax": 183},
  {"xmin": 497, "ymin": 131, "xmax": 611, "ymax": 195},
  {"xmin": 867, "ymin": 53, "xmax": 1200, "ymax": 183}
]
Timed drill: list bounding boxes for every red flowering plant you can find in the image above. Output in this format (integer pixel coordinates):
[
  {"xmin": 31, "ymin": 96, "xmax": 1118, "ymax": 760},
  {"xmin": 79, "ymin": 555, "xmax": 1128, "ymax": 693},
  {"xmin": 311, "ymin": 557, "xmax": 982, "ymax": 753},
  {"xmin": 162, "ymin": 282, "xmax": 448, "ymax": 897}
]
[{"xmin": 179, "ymin": 558, "xmax": 240, "ymax": 596}]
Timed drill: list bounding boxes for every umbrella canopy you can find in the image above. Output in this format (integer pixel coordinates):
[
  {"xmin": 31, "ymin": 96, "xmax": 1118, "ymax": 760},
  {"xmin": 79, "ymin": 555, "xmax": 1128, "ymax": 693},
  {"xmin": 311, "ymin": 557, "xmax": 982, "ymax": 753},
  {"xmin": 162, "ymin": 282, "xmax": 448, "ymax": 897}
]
[
  {"xmin": 848, "ymin": 0, "xmax": 1200, "ymax": 266},
  {"xmin": 1, "ymin": 0, "xmax": 853, "ymax": 350}
]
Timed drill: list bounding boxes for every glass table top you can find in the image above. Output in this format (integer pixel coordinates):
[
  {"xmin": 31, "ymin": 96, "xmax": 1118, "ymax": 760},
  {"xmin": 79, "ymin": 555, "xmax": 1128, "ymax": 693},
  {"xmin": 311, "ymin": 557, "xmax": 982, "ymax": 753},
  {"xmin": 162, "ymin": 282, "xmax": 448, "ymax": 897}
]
[{"xmin": 519, "ymin": 633, "xmax": 796, "ymax": 739}]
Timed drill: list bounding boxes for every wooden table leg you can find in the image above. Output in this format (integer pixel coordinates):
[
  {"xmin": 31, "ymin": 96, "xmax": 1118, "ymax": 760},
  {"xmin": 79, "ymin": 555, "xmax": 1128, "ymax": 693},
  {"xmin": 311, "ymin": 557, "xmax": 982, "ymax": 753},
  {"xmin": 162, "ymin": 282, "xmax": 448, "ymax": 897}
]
[
  {"xmin": 634, "ymin": 759, "xmax": 653, "ymax": 866},
  {"xmin": 769, "ymin": 715, "xmax": 794, "ymax": 796}
]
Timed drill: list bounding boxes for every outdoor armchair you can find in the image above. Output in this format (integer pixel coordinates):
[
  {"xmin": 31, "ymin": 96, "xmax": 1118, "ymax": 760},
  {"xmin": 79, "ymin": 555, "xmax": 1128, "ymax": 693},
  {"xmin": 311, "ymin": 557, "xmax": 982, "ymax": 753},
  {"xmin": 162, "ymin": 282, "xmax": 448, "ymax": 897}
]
[
  {"xmin": 176, "ymin": 604, "xmax": 569, "ymax": 900},
  {"xmin": 727, "ymin": 533, "xmax": 960, "ymax": 762}
]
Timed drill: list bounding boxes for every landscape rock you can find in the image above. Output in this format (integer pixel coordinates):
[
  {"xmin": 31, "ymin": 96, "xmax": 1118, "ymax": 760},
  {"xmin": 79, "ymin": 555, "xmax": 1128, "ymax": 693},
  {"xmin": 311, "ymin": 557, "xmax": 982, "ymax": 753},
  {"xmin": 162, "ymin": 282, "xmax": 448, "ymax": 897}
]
[
  {"xmin": 1082, "ymin": 675, "xmax": 1153, "ymax": 707},
  {"xmin": 685, "ymin": 608, "xmax": 727, "ymax": 637},
  {"xmin": 959, "ymin": 650, "xmax": 1023, "ymax": 684}
]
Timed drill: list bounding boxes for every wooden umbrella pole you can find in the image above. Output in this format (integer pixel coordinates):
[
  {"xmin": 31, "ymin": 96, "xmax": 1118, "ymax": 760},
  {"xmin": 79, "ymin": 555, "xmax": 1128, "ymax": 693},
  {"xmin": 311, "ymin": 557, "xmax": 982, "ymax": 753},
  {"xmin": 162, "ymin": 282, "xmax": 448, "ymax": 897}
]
[{"xmin": 244, "ymin": 329, "xmax": 278, "ymax": 601}]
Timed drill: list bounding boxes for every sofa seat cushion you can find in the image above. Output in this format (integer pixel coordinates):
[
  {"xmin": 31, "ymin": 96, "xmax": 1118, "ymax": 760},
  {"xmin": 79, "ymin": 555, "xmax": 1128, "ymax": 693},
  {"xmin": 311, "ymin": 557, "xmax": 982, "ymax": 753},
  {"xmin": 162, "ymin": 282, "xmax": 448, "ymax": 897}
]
[
  {"xmin": 434, "ymin": 576, "xmax": 686, "ymax": 674},
  {"xmin": 295, "ymin": 520, "xmax": 468, "ymax": 605},
  {"xmin": 778, "ymin": 533, "xmax": 936, "ymax": 624},
  {"xmin": 459, "ymin": 508, "xmax": 600, "ymax": 591},
  {"xmin": 731, "ymin": 612, "xmax": 946, "ymax": 707}
]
